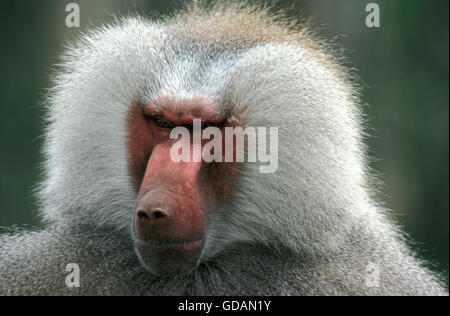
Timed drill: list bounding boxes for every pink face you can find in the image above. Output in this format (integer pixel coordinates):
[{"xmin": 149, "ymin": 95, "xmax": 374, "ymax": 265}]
[{"xmin": 127, "ymin": 97, "xmax": 238, "ymax": 275}]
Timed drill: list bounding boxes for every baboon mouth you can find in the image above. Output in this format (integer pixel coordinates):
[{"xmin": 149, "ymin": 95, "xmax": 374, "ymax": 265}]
[
  {"xmin": 134, "ymin": 237, "xmax": 205, "ymax": 276},
  {"xmin": 134, "ymin": 236, "xmax": 204, "ymax": 248}
]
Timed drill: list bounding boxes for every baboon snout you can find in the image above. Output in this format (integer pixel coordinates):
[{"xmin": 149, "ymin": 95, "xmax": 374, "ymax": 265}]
[
  {"xmin": 132, "ymin": 190, "xmax": 206, "ymax": 276},
  {"xmin": 133, "ymin": 191, "xmax": 182, "ymax": 241}
]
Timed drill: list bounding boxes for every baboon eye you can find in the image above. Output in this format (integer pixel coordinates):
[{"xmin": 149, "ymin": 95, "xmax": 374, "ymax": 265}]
[
  {"xmin": 153, "ymin": 117, "xmax": 175, "ymax": 130},
  {"xmin": 201, "ymin": 121, "xmax": 225, "ymax": 129}
]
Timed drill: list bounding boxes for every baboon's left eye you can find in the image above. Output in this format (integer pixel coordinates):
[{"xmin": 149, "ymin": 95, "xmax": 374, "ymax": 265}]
[
  {"xmin": 201, "ymin": 121, "xmax": 225, "ymax": 129},
  {"xmin": 153, "ymin": 117, "xmax": 175, "ymax": 130}
]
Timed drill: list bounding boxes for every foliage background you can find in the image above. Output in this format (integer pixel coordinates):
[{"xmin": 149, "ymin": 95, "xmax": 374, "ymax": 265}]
[{"xmin": 0, "ymin": 0, "xmax": 448, "ymax": 285}]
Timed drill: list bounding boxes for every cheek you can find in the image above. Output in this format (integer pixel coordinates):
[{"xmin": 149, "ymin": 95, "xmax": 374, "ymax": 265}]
[
  {"xmin": 127, "ymin": 105, "xmax": 154, "ymax": 191},
  {"xmin": 199, "ymin": 130, "xmax": 240, "ymax": 203}
]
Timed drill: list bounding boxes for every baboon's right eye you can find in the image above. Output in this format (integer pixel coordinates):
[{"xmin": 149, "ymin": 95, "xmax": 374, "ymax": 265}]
[{"xmin": 152, "ymin": 117, "xmax": 175, "ymax": 130}]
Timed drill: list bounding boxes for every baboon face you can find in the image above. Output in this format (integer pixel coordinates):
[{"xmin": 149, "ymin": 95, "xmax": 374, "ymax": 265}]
[{"xmin": 128, "ymin": 97, "xmax": 239, "ymax": 275}]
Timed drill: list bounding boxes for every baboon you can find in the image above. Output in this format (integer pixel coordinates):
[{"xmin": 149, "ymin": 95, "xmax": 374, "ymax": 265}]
[{"xmin": 0, "ymin": 2, "xmax": 447, "ymax": 296}]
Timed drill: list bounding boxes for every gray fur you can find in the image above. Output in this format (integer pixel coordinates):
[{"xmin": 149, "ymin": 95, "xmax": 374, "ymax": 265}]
[{"xmin": 0, "ymin": 4, "xmax": 447, "ymax": 296}]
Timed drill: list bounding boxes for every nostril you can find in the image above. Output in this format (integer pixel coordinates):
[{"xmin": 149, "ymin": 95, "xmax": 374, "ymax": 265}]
[
  {"xmin": 137, "ymin": 209, "xmax": 150, "ymax": 221},
  {"xmin": 152, "ymin": 210, "xmax": 166, "ymax": 220},
  {"xmin": 136, "ymin": 208, "xmax": 168, "ymax": 222}
]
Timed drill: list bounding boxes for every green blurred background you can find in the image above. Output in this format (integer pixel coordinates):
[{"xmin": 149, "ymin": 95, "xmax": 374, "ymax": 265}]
[{"xmin": 0, "ymin": 0, "xmax": 448, "ymax": 284}]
